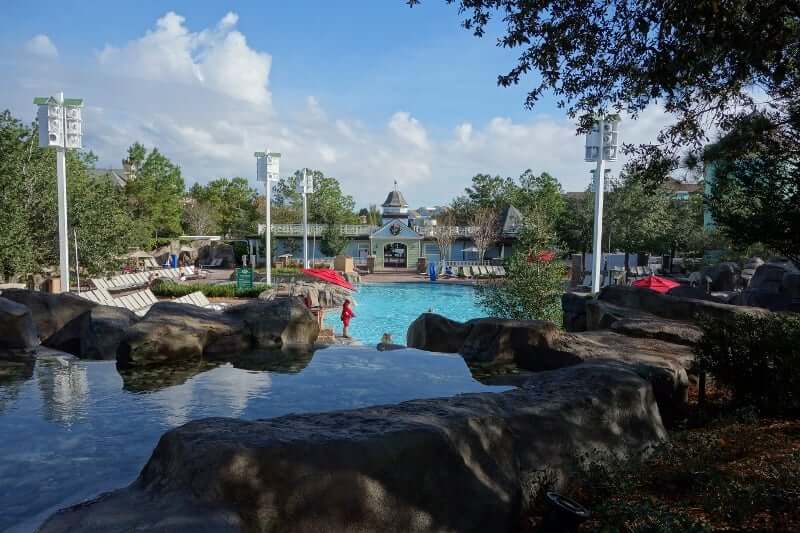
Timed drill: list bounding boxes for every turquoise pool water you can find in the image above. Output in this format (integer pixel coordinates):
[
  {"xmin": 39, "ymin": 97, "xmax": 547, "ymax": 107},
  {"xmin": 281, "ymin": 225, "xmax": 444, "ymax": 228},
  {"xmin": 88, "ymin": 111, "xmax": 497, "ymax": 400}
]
[
  {"xmin": 0, "ymin": 347, "xmax": 506, "ymax": 531},
  {"xmin": 324, "ymin": 282, "xmax": 488, "ymax": 344}
]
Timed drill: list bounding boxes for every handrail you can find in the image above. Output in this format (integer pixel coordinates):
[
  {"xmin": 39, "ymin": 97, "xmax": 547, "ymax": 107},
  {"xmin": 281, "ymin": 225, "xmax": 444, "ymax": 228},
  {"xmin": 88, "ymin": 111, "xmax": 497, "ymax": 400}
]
[{"xmin": 258, "ymin": 223, "xmax": 521, "ymax": 238}]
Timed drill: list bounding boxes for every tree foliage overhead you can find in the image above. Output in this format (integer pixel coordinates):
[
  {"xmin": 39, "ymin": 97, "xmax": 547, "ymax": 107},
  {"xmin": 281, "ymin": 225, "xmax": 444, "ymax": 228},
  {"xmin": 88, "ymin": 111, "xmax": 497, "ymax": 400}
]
[
  {"xmin": 705, "ymin": 108, "xmax": 800, "ymax": 265},
  {"xmin": 413, "ymin": 0, "xmax": 800, "ymax": 181}
]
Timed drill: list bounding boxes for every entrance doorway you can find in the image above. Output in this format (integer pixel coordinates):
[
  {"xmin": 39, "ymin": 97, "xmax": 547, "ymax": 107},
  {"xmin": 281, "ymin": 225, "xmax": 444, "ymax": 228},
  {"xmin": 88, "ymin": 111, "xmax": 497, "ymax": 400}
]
[{"xmin": 383, "ymin": 242, "xmax": 407, "ymax": 268}]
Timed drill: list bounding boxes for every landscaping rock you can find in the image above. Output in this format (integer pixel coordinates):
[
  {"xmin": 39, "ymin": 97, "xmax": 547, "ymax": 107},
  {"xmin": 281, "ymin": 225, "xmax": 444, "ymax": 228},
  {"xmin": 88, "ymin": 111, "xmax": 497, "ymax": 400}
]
[
  {"xmin": 459, "ymin": 318, "xmax": 565, "ymax": 366},
  {"xmin": 224, "ymin": 298, "xmax": 319, "ymax": 349},
  {"xmin": 586, "ymin": 300, "xmax": 702, "ymax": 346},
  {"xmin": 406, "ymin": 312, "xmax": 469, "ymax": 353},
  {"xmin": 561, "ymin": 291, "xmax": 591, "ymax": 332},
  {"xmin": 117, "ymin": 302, "xmax": 249, "ymax": 367},
  {"xmin": 80, "ymin": 306, "xmax": 139, "ymax": 359},
  {"xmin": 39, "ymin": 361, "xmax": 667, "ymax": 533},
  {"xmin": 598, "ymin": 285, "xmax": 769, "ymax": 323},
  {"xmin": 259, "ymin": 281, "xmax": 353, "ymax": 309},
  {"xmin": 0, "ymin": 289, "xmax": 96, "ymax": 344},
  {"xmin": 699, "ymin": 261, "xmax": 740, "ymax": 291},
  {"xmin": 0, "ymin": 296, "xmax": 39, "ymax": 349}
]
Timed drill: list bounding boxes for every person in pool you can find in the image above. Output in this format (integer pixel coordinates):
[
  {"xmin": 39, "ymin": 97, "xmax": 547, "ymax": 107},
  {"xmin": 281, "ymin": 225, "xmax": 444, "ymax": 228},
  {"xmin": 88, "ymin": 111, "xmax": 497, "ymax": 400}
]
[{"xmin": 340, "ymin": 299, "xmax": 355, "ymax": 338}]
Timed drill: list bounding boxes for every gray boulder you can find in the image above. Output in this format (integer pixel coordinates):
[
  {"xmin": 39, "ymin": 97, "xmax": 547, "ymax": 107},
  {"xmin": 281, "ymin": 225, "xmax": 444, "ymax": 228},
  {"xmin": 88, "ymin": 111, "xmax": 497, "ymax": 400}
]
[
  {"xmin": 586, "ymin": 300, "xmax": 702, "ymax": 346},
  {"xmin": 118, "ymin": 302, "xmax": 249, "ymax": 367},
  {"xmin": 561, "ymin": 291, "xmax": 591, "ymax": 332},
  {"xmin": 459, "ymin": 318, "xmax": 565, "ymax": 367},
  {"xmin": 0, "ymin": 296, "xmax": 39, "ymax": 349},
  {"xmin": 406, "ymin": 313, "xmax": 468, "ymax": 353},
  {"xmin": 224, "ymin": 297, "xmax": 319, "ymax": 349},
  {"xmin": 0, "ymin": 289, "xmax": 96, "ymax": 344},
  {"xmin": 80, "ymin": 306, "xmax": 139, "ymax": 359},
  {"xmin": 39, "ymin": 362, "xmax": 667, "ymax": 533}
]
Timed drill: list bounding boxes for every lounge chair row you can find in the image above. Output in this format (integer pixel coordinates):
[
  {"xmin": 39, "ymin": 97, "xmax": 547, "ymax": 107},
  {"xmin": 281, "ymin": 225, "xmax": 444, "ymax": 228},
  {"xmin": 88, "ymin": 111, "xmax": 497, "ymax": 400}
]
[
  {"xmin": 458, "ymin": 265, "xmax": 506, "ymax": 278},
  {"xmin": 174, "ymin": 291, "xmax": 211, "ymax": 308},
  {"xmin": 92, "ymin": 273, "xmax": 150, "ymax": 291},
  {"xmin": 78, "ymin": 288, "xmax": 160, "ymax": 316},
  {"xmin": 200, "ymin": 258, "xmax": 224, "ymax": 268}
]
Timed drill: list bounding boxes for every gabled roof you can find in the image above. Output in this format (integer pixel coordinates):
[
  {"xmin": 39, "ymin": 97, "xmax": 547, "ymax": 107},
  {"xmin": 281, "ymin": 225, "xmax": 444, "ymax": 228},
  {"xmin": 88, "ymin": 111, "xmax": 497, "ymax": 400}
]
[
  {"xmin": 370, "ymin": 219, "xmax": 422, "ymax": 240},
  {"xmin": 499, "ymin": 205, "xmax": 524, "ymax": 235},
  {"xmin": 382, "ymin": 190, "xmax": 408, "ymax": 208}
]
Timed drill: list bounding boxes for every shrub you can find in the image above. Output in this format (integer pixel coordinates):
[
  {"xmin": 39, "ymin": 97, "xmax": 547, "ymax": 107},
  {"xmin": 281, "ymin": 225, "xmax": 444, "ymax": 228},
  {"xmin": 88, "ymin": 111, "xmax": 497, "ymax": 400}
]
[
  {"xmin": 152, "ymin": 281, "xmax": 270, "ymax": 299},
  {"xmin": 695, "ymin": 312, "xmax": 800, "ymax": 414}
]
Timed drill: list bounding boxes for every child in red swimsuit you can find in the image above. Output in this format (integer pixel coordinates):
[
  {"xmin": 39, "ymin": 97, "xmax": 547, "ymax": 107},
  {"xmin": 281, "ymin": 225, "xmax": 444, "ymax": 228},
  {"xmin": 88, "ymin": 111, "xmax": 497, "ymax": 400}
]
[{"xmin": 341, "ymin": 299, "xmax": 355, "ymax": 338}]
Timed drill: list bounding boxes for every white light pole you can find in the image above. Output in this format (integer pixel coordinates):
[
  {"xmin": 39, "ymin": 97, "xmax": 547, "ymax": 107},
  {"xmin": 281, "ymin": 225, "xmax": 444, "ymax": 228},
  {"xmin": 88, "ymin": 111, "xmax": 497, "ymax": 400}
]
[
  {"xmin": 35, "ymin": 92, "xmax": 83, "ymax": 293},
  {"xmin": 585, "ymin": 116, "xmax": 620, "ymax": 294},
  {"xmin": 296, "ymin": 169, "xmax": 314, "ymax": 269},
  {"xmin": 255, "ymin": 150, "xmax": 280, "ymax": 285}
]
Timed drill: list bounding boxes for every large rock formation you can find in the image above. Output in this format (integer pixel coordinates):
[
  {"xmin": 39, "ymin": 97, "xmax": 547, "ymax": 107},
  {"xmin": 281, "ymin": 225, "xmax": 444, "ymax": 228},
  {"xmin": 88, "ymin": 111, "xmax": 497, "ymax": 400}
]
[
  {"xmin": 224, "ymin": 298, "xmax": 320, "ymax": 348},
  {"xmin": 39, "ymin": 362, "xmax": 667, "ymax": 533},
  {"xmin": 118, "ymin": 299, "xmax": 319, "ymax": 367},
  {"xmin": 406, "ymin": 313, "xmax": 468, "ymax": 353},
  {"xmin": 0, "ymin": 296, "xmax": 39, "ymax": 349},
  {"xmin": 79, "ymin": 306, "xmax": 139, "ymax": 359},
  {"xmin": 0, "ymin": 289, "xmax": 96, "ymax": 344},
  {"xmin": 734, "ymin": 261, "xmax": 800, "ymax": 312},
  {"xmin": 586, "ymin": 300, "xmax": 702, "ymax": 346},
  {"xmin": 259, "ymin": 281, "xmax": 353, "ymax": 309},
  {"xmin": 407, "ymin": 312, "xmax": 693, "ymax": 415}
]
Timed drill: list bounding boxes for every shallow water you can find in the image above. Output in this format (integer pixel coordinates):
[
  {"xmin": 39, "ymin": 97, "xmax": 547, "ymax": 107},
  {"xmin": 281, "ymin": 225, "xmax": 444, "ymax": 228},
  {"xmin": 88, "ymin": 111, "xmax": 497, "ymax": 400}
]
[
  {"xmin": 0, "ymin": 347, "xmax": 507, "ymax": 531},
  {"xmin": 324, "ymin": 282, "xmax": 486, "ymax": 344}
]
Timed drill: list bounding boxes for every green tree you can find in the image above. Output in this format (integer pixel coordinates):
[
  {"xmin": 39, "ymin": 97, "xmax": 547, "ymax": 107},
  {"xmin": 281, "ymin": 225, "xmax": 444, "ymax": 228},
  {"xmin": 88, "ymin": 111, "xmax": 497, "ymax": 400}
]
[
  {"xmin": 0, "ymin": 110, "xmax": 141, "ymax": 279},
  {"xmin": 557, "ymin": 190, "xmax": 594, "ymax": 271},
  {"xmin": 320, "ymin": 224, "xmax": 349, "ymax": 257},
  {"xmin": 704, "ymin": 109, "xmax": 800, "ymax": 266},
  {"xmin": 513, "ymin": 170, "xmax": 565, "ymax": 222},
  {"xmin": 124, "ymin": 146, "xmax": 185, "ymax": 242},
  {"xmin": 476, "ymin": 208, "xmax": 566, "ymax": 323},
  {"xmin": 605, "ymin": 177, "xmax": 671, "ymax": 270},
  {"xmin": 188, "ymin": 177, "xmax": 259, "ymax": 236},
  {"xmin": 274, "ymin": 169, "xmax": 358, "ymax": 224}
]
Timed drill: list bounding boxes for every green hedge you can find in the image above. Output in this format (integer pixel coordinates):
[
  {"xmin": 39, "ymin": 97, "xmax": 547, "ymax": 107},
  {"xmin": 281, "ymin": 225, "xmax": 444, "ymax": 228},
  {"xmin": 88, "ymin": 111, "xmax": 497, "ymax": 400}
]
[
  {"xmin": 152, "ymin": 281, "xmax": 270, "ymax": 299},
  {"xmin": 696, "ymin": 312, "xmax": 800, "ymax": 414}
]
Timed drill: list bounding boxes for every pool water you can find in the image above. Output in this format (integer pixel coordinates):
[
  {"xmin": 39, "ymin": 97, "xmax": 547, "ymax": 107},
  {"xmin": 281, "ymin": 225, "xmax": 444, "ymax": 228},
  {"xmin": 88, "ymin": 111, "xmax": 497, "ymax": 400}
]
[
  {"xmin": 324, "ymin": 282, "xmax": 487, "ymax": 344},
  {"xmin": 0, "ymin": 347, "xmax": 507, "ymax": 531}
]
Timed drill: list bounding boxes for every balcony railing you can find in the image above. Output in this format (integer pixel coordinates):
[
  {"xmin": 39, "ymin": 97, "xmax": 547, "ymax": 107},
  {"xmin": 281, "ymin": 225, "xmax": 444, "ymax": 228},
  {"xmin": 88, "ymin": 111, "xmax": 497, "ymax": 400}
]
[{"xmin": 257, "ymin": 223, "xmax": 522, "ymax": 238}]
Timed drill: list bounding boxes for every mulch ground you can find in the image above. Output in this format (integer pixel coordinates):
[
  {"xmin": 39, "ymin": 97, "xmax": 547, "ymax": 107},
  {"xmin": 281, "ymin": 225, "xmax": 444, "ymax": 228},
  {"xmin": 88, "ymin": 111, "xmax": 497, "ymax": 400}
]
[{"xmin": 518, "ymin": 381, "xmax": 800, "ymax": 532}]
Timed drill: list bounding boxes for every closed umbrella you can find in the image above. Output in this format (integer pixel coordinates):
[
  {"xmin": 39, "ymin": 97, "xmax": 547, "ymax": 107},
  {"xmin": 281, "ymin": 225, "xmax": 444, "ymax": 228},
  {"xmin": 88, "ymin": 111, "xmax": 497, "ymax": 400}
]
[
  {"xmin": 302, "ymin": 268, "xmax": 355, "ymax": 291},
  {"xmin": 632, "ymin": 275, "xmax": 680, "ymax": 294}
]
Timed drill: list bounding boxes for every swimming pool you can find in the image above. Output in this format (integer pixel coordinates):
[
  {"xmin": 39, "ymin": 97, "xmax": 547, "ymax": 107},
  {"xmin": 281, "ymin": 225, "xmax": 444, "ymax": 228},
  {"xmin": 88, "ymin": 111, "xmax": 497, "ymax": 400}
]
[
  {"xmin": 323, "ymin": 282, "xmax": 488, "ymax": 344},
  {"xmin": 0, "ymin": 347, "xmax": 507, "ymax": 531}
]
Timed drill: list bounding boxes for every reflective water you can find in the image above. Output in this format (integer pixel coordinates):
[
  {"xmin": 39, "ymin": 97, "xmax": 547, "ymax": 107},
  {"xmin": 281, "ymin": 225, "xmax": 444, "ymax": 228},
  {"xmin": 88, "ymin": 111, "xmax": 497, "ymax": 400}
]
[
  {"xmin": 0, "ymin": 347, "xmax": 507, "ymax": 531},
  {"xmin": 324, "ymin": 282, "xmax": 486, "ymax": 344}
]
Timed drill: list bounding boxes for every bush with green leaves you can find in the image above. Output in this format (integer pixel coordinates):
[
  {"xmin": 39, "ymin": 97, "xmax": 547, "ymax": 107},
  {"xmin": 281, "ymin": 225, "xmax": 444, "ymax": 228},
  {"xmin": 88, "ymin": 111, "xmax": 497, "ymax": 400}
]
[
  {"xmin": 475, "ymin": 213, "xmax": 566, "ymax": 324},
  {"xmin": 152, "ymin": 281, "xmax": 269, "ymax": 299},
  {"xmin": 696, "ymin": 312, "xmax": 800, "ymax": 414}
]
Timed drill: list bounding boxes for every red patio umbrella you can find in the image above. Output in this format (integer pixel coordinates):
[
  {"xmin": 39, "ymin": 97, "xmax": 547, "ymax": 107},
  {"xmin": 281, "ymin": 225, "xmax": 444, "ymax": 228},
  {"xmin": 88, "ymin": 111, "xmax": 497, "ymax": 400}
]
[
  {"xmin": 302, "ymin": 268, "xmax": 355, "ymax": 291},
  {"xmin": 632, "ymin": 275, "xmax": 680, "ymax": 294}
]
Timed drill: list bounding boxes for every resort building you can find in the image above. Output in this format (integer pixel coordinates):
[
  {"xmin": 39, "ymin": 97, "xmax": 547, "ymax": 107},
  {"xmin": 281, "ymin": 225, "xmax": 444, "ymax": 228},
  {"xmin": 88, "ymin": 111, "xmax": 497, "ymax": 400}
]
[{"xmin": 250, "ymin": 184, "xmax": 523, "ymax": 271}]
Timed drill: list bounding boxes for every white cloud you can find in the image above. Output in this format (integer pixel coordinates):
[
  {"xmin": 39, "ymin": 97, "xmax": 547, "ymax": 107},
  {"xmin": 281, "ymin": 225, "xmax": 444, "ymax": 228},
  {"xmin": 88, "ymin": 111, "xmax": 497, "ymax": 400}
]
[
  {"xmin": 2, "ymin": 12, "xmax": 675, "ymax": 209},
  {"xmin": 388, "ymin": 112, "xmax": 429, "ymax": 150},
  {"xmin": 97, "ymin": 11, "xmax": 271, "ymax": 106},
  {"xmin": 24, "ymin": 34, "xmax": 58, "ymax": 58}
]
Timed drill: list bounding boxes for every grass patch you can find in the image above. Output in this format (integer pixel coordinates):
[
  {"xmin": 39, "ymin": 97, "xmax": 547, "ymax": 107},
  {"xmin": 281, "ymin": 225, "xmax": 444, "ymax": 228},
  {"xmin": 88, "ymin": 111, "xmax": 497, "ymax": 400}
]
[{"xmin": 152, "ymin": 281, "xmax": 270, "ymax": 299}]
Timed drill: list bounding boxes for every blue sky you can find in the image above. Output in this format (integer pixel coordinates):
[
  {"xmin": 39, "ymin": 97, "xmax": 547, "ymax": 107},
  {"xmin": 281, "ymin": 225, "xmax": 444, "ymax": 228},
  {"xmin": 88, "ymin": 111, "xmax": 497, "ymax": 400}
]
[{"xmin": 1, "ymin": 1, "xmax": 667, "ymax": 207}]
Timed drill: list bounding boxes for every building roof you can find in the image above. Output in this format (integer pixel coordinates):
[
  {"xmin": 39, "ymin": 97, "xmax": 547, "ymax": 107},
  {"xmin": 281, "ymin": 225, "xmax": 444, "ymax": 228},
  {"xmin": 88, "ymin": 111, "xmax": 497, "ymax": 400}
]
[
  {"xmin": 89, "ymin": 168, "xmax": 128, "ymax": 187},
  {"xmin": 664, "ymin": 177, "xmax": 702, "ymax": 193},
  {"xmin": 382, "ymin": 189, "xmax": 408, "ymax": 208},
  {"xmin": 499, "ymin": 205, "xmax": 524, "ymax": 235}
]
